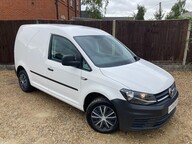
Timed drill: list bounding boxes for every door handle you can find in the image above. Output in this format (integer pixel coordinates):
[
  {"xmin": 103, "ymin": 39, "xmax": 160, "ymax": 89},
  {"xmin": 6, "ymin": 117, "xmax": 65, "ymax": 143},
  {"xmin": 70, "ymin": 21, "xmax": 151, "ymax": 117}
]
[
  {"xmin": 81, "ymin": 77, "xmax": 88, "ymax": 81},
  {"xmin": 48, "ymin": 68, "xmax": 54, "ymax": 71}
]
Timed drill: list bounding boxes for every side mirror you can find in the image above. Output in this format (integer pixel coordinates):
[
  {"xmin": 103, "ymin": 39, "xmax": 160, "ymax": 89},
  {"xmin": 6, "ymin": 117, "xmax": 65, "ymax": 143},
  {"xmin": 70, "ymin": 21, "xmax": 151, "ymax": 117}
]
[{"xmin": 62, "ymin": 55, "xmax": 80, "ymax": 67}]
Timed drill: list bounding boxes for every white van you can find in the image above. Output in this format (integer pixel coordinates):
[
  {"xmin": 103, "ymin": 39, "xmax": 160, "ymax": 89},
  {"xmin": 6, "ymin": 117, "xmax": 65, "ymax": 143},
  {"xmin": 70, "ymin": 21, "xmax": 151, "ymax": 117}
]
[{"xmin": 14, "ymin": 24, "xmax": 178, "ymax": 133}]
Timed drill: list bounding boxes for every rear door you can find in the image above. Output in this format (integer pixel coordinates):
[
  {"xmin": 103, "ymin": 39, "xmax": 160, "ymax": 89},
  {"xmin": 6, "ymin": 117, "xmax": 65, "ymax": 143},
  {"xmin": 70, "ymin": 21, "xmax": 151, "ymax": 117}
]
[{"xmin": 46, "ymin": 35, "xmax": 82, "ymax": 108}]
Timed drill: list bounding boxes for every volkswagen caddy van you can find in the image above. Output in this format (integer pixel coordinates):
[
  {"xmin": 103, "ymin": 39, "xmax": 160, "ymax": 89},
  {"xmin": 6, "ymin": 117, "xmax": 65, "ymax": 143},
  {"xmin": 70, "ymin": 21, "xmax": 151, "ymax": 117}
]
[{"xmin": 14, "ymin": 24, "xmax": 179, "ymax": 133}]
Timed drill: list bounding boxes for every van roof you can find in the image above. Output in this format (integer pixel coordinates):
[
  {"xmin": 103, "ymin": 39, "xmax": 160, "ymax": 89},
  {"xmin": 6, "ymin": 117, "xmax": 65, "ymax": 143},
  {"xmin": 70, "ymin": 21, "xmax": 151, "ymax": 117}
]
[{"xmin": 21, "ymin": 24, "xmax": 110, "ymax": 37}]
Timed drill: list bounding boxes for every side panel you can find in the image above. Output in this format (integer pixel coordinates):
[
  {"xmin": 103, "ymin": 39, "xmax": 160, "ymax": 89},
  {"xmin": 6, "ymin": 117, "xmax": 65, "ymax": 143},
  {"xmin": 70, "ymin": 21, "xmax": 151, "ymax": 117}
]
[
  {"xmin": 14, "ymin": 26, "xmax": 40, "ymax": 71},
  {"xmin": 80, "ymin": 69, "xmax": 125, "ymax": 111},
  {"xmin": 27, "ymin": 30, "xmax": 51, "ymax": 90}
]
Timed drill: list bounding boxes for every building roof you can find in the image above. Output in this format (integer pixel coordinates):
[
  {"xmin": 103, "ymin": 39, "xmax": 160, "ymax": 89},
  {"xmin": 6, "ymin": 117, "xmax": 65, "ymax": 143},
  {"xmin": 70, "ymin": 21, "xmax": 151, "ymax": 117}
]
[
  {"xmin": 80, "ymin": 11, "xmax": 133, "ymax": 21},
  {"xmin": 81, "ymin": 11, "xmax": 90, "ymax": 18},
  {"xmin": 181, "ymin": 12, "xmax": 192, "ymax": 17},
  {"xmin": 102, "ymin": 17, "xmax": 134, "ymax": 20}
]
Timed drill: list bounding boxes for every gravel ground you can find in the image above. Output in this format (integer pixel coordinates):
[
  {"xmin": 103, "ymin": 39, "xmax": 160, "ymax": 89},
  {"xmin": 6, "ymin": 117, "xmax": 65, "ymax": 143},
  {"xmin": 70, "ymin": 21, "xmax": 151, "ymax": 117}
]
[{"xmin": 0, "ymin": 70, "xmax": 192, "ymax": 144}]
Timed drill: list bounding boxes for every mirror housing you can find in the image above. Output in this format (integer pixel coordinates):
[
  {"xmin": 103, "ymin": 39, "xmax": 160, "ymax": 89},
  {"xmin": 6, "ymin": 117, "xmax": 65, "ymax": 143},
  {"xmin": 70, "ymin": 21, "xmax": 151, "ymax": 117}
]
[{"xmin": 62, "ymin": 55, "xmax": 80, "ymax": 67}]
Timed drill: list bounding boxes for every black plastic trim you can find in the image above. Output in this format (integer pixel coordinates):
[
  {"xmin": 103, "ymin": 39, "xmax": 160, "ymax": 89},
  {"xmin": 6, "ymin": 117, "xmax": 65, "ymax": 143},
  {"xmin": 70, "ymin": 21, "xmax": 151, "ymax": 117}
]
[
  {"xmin": 111, "ymin": 92, "xmax": 178, "ymax": 131},
  {"xmin": 30, "ymin": 70, "xmax": 78, "ymax": 91}
]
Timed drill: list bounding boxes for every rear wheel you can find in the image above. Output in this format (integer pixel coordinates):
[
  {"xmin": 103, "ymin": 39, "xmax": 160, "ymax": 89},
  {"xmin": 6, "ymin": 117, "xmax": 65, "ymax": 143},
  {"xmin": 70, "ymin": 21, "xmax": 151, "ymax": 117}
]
[
  {"xmin": 18, "ymin": 70, "xmax": 34, "ymax": 92},
  {"xmin": 86, "ymin": 98, "xmax": 119, "ymax": 133}
]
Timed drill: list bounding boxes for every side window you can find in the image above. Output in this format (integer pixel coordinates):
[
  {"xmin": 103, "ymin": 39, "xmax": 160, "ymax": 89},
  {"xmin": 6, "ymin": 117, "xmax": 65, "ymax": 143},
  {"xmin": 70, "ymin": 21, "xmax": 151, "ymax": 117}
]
[
  {"xmin": 82, "ymin": 59, "xmax": 91, "ymax": 71},
  {"xmin": 49, "ymin": 35, "xmax": 80, "ymax": 62}
]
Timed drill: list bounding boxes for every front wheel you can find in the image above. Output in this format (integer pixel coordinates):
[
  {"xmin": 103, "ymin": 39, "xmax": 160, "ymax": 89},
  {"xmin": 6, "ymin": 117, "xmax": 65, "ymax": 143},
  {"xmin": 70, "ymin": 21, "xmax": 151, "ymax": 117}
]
[{"xmin": 86, "ymin": 98, "xmax": 119, "ymax": 133}]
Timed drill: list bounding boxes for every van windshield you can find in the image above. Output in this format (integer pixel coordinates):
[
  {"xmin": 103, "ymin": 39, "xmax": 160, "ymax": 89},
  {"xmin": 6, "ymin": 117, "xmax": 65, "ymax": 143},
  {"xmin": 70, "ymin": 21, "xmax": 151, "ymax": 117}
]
[{"xmin": 74, "ymin": 35, "xmax": 137, "ymax": 68}]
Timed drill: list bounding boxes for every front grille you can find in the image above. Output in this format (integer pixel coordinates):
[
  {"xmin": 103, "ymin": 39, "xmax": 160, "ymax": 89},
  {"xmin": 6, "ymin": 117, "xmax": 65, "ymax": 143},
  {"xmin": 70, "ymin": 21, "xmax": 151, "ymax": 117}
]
[
  {"xmin": 131, "ymin": 109, "xmax": 175, "ymax": 129},
  {"xmin": 155, "ymin": 83, "xmax": 177, "ymax": 102},
  {"xmin": 155, "ymin": 89, "xmax": 169, "ymax": 102}
]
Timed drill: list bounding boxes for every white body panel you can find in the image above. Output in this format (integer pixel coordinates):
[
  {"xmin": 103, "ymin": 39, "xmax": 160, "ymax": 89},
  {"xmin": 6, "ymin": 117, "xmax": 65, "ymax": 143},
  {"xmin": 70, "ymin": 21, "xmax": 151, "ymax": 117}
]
[
  {"xmin": 14, "ymin": 24, "xmax": 174, "ymax": 111},
  {"xmin": 100, "ymin": 59, "xmax": 174, "ymax": 94}
]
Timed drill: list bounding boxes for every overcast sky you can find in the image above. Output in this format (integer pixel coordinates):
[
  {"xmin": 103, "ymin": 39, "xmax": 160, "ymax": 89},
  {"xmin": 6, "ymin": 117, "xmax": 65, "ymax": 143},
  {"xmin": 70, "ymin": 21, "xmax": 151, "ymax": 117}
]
[{"xmin": 103, "ymin": 0, "xmax": 192, "ymax": 19}]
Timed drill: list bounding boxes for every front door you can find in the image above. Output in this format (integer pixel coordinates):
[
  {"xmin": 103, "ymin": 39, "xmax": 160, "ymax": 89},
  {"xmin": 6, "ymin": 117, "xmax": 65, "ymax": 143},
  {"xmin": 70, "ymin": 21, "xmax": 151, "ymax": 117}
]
[{"xmin": 46, "ymin": 35, "xmax": 82, "ymax": 108}]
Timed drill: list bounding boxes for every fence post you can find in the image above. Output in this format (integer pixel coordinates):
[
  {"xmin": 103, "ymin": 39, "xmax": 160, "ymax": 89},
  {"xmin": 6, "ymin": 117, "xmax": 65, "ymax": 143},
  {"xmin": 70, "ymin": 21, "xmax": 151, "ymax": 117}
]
[
  {"xmin": 183, "ymin": 21, "xmax": 191, "ymax": 65},
  {"xmin": 112, "ymin": 20, "xmax": 116, "ymax": 37}
]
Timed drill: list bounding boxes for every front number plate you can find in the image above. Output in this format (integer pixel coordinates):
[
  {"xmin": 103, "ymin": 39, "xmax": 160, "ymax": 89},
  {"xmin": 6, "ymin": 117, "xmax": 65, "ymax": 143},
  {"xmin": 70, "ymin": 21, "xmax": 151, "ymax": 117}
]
[{"xmin": 168, "ymin": 98, "xmax": 178, "ymax": 114}]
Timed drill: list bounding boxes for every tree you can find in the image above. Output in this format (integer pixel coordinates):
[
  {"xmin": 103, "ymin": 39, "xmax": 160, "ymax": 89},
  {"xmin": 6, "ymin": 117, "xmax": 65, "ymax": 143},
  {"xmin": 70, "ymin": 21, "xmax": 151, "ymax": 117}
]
[
  {"xmin": 166, "ymin": 0, "xmax": 188, "ymax": 19},
  {"xmin": 134, "ymin": 5, "xmax": 146, "ymax": 20},
  {"xmin": 154, "ymin": 2, "xmax": 164, "ymax": 20},
  {"xmin": 154, "ymin": 10, "xmax": 164, "ymax": 20},
  {"xmin": 82, "ymin": 0, "xmax": 109, "ymax": 19}
]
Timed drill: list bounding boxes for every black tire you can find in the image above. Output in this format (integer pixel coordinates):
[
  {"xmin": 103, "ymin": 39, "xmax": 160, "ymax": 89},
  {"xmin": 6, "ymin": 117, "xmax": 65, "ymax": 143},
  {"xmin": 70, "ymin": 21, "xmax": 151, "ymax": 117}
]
[
  {"xmin": 86, "ymin": 98, "xmax": 119, "ymax": 133},
  {"xmin": 18, "ymin": 70, "xmax": 34, "ymax": 92}
]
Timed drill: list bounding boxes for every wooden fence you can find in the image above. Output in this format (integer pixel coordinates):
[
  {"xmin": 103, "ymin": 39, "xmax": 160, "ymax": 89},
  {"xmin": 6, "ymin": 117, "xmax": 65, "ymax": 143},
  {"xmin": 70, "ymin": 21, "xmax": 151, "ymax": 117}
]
[
  {"xmin": 187, "ymin": 32, "xmax": 192, "ymax": 63},
  {"xmin": 116, "ymin": 20, "xmax": 190, "ymax": 63},
  {"xmin": 0, "ymin": 19, "xmax": 190, "ymax": 64}
]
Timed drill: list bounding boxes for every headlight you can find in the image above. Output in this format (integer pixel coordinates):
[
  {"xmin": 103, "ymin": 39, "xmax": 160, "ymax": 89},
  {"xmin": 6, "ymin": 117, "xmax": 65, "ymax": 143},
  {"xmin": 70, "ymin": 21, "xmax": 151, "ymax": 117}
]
[{"xmin": 120, "ymin": 88, "xmax": 156, "ymax": 105}]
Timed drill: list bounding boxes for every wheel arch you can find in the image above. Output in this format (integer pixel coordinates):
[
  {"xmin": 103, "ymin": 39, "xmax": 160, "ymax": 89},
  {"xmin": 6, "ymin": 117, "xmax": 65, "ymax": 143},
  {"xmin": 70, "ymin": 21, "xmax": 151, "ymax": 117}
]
[
  {"xmin": 16, "ymin": 65, "xmax": 25, "ymax": 76},
  {"xmin": 83, "ymin": 92, "xmax": 110, "ymax": 112}
]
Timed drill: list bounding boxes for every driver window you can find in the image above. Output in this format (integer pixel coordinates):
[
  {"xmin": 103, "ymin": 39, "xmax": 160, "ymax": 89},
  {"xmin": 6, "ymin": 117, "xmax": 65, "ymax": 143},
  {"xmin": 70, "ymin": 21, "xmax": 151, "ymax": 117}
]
[{"xmin": 49, "ymin": 35, "xmax": 80, "ymax": 62}]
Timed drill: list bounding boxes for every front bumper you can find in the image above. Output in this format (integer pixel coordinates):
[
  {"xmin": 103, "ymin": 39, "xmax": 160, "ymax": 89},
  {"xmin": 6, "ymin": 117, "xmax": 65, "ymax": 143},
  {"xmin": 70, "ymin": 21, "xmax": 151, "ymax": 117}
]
[{"xmin": 111, "ymin": 92, "xmax": 179, "ymax": 131}]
